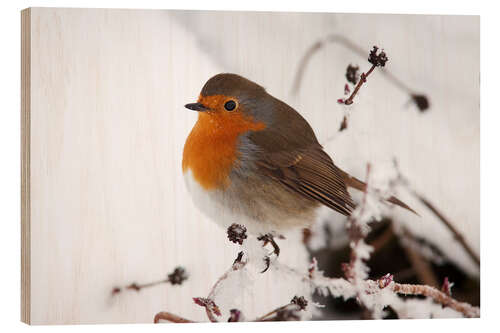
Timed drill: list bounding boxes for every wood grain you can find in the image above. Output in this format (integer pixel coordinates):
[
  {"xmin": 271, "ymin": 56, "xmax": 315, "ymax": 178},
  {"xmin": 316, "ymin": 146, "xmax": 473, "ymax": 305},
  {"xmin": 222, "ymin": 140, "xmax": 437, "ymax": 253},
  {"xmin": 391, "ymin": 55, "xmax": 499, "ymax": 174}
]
[{"xmin": 21, "ymin": 7, "xmax": 31, "ymax": 324}]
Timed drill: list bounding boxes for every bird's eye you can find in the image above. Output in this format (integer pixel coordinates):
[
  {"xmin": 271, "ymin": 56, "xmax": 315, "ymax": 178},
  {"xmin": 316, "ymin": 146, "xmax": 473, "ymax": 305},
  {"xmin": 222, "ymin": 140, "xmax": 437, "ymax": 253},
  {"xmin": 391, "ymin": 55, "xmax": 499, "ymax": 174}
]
[{"xmin": 224, "ymin": 100, "xmax": 237, "ymax": 111}]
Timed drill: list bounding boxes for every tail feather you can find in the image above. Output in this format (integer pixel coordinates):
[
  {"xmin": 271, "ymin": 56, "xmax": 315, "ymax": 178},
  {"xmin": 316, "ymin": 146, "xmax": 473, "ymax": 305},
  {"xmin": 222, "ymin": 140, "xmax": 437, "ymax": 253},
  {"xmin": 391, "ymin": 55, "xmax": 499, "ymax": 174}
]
[{"xmin": 341, "ymin": 172, "xmax": 418, "ymax": 216}]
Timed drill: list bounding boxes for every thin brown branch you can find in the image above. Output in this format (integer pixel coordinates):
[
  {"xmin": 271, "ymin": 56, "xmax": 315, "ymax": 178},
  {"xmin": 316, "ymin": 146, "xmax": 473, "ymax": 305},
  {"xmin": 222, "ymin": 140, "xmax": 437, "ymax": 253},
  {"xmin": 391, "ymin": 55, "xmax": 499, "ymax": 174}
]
[
  {"xmin": 112, "ymin": 267, "xmax": 188, "ymax": 295},
  {"xmin": 398, "ymin": 225, "xmax": 439, "ymax": 287},
  {"xmin": 393, "ymin": 160, "xmax": 480, "ymax": 267},
  {"xmin": 255, "ymin": 296, "xmax": 307, "ymax": 322},
  {"xmin": 344, "ymin": 65, "xmax": 376, "ymax": 105},
  {"xmin": 154, "ymin": 311, "xmax": 194, "ymax": 323},
  {"xmin": 368, "ymin": 224, "xmax": 394, "ymax": 252},
  {"xmin": 112, "ymin": 278, "xmax": 169, "ymax": 295},
  {"xmin": 404, "ymin": 246, "xmax": 439, "ymax": 287},
  {"xmin": 343, "ymin": 46, "xmax": 387, "ymax": 106},
  {"xmin": 417, "ymin": 194, "xmax": 480, "ymax": 267},
  {"xmin": 390, "ymin": 282, "xmax": 479, "ymax": 318},
  {"xmin": 154, "ymin": 300, "xmax": 305, "ymax": 323},
  {"xmin": 292, "ymin": 40, "xmax": 323, "ymax": 95},
  {"xmin": 254, "ymin": 303, "xmax": 297, "ymax": 321}
]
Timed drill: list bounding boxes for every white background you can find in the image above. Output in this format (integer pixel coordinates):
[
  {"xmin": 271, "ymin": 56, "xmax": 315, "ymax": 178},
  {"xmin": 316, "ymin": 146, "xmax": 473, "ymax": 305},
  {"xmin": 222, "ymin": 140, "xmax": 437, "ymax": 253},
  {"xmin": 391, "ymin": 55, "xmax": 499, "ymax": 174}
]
[{"xmin": 0, "ymin": 0, "xmax": 497, "ymax": 332}]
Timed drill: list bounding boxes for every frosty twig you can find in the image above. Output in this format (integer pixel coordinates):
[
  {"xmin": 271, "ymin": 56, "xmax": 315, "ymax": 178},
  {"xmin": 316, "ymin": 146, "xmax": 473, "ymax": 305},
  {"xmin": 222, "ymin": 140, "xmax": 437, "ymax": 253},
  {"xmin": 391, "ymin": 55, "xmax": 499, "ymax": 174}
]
[
  {"xmin": 207, "ymin": 252, "xmax": 247, "ymax": 301},
  {"xmin": 192, "ymin": 251, "xmax": 247, "ymax": 322},
  {"xmin": 390, "ymin": 282, "xmax": 479, "ymax": 317},
  {"xmin": 344, "ymin": 163, "xmax": 372, "ymax": 281},
  {"xmin": 296, "ymin": 259, "xmax": 480, "ymax": 318}
]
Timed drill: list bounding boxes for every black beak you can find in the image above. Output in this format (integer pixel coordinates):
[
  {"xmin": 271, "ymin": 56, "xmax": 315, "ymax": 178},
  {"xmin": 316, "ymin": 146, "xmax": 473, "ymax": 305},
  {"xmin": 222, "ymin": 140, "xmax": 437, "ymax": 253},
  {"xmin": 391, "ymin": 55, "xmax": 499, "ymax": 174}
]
[{"xmin": 185, "ymin": 102, "xmax": 210, "ymax": 112}]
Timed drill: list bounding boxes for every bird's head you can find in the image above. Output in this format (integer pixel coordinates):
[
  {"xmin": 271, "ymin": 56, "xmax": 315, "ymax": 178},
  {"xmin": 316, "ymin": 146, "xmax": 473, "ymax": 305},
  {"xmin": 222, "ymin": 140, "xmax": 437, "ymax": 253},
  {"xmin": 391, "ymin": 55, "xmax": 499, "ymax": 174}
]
[{"xmin": 184, "ymin": 73, "xmax": 273, "ymax": 127}]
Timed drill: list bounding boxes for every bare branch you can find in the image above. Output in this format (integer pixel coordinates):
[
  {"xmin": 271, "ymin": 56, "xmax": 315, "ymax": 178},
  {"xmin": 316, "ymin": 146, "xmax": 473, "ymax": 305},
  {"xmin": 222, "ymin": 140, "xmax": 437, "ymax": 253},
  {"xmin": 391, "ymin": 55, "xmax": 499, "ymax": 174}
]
[
  {"xmin": 393, "ymin": 160, "xmax": 480, "ymax": 267},
  {"xmin": 112, "ymin": 267, "xmax": 187, "ymax": 295},
  {"xmin": 416, "ymin": 195, "xmax": 480, "ymax": 267},
  {"xmin": 255, "ymin": 296, "xmax": 308, "ymax": 321},
  {"xmin": 154, "ymin": 311, "xmax": 194, "ymax": 323},
  {"xmin": 343, "ymin": 65, "xmax": 376, "ymax": 105}
]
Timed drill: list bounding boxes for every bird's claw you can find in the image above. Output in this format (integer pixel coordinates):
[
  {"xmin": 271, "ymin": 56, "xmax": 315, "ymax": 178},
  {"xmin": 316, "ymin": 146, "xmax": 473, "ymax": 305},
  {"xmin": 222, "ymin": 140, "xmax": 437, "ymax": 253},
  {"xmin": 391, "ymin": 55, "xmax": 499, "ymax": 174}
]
[
  {"xmin": 258, "ymin": 234, "xmax": 281, "ymax": 273},
  {"xmin": 257, "ymin": 234, "xmax": 281, "ymax": 257},
  {"xmin": 261, "ymin": 256, "xmax": 271, "ymax": 273}
]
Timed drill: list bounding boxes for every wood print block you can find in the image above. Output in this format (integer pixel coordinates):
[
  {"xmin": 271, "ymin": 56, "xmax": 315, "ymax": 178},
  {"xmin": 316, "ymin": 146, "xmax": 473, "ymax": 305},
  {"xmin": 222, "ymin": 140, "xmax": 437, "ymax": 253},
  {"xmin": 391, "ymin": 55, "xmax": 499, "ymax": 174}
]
[{"xmin": 21, "ymin": 8, "xmax": 480, "ymax": 324}]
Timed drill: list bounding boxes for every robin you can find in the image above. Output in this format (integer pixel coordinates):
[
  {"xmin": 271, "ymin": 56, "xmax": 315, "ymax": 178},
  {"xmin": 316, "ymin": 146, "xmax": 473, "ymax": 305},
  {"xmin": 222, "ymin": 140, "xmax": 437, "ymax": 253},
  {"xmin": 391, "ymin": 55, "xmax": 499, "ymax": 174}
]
[{"xmin": 182, "ymin": 73, "xmax": 414, "ymax": 261}]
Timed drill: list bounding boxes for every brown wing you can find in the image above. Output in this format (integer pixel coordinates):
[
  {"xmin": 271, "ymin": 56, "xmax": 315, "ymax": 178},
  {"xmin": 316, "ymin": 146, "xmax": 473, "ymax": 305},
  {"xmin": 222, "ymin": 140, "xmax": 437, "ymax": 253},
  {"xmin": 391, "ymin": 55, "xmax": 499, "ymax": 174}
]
[
  {"xmin": 246, "ymin": 97, "xmax": 355, "ymax": 216},
  {"xmin": 253, "ymin": 144, "xmax": 355, "ymax": 216}
]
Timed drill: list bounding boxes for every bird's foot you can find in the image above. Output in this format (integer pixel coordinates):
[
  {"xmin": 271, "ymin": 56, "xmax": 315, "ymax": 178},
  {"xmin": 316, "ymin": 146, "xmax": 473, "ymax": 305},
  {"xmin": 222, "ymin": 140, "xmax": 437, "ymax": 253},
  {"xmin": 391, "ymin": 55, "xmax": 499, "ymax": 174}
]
[
  {"xmin": 261, "ymin": 256, "xmax": 271, "ymax": 273},
  {"xmin": 257, "ymin": 234, "xmax": 281, "ymax": 273},
  {"xmin": 257, "ymin": 233, "xmax": 282, "ymax": 256}
]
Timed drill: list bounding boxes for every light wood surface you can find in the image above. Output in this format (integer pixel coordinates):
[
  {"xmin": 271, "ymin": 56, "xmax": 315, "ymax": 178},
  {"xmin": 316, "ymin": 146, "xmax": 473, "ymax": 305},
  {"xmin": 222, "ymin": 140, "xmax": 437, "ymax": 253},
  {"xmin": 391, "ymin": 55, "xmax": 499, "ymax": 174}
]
[
  {"xmin": 21, "ymin": 8, "xmax": 31, "ymax": 324},
  {"xmin": 21, "ymin": 8, "xmax": 479, "ymax": 324}
]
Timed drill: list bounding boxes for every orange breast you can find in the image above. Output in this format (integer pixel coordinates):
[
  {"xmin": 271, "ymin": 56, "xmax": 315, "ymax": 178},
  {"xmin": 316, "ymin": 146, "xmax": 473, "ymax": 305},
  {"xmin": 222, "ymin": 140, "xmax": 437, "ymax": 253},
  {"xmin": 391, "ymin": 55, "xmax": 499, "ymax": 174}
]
[{"xmin": 182, "ymin": 110, "xmax": 266, "ymax": 190}]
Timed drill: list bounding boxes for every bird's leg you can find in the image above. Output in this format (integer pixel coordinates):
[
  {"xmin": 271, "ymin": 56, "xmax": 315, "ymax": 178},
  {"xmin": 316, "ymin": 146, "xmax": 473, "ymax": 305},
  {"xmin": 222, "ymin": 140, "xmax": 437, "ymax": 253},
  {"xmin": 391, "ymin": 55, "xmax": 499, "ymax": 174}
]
[{"xmin": 257, "ymin": 234, "xmax": 281, "ymax": 273}]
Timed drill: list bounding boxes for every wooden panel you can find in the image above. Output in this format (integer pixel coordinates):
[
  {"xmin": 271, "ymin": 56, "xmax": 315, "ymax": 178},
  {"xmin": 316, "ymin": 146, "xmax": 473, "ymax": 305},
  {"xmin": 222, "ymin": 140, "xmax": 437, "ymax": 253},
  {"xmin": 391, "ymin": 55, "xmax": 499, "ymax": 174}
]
[
  {"xmin": 21, "ymin": 7, "xmax": 31, "ymax": 324},
  {"xmin": 22, "ymin": 8, "xmax": 479, "ymax": 324}
]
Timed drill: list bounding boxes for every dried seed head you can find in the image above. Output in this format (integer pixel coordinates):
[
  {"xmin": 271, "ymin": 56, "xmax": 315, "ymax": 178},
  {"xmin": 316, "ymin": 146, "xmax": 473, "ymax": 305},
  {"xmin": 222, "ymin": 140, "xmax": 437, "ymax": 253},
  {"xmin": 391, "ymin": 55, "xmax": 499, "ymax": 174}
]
[
  {"xmin": 291, "ymin": 296, "xmax": 308, "ymax": 310},
  {"xmin": 228, "ymin": 309, "xmax": 242, "ymax": 322},
  {"xmin": 368, "ymin": 46, "xmax": 389, "ymax": 67},
  {"xmin": 168, "ymin": 267, "xmax": 188, "ymax": 285},
  {"xmin": 227, "ymin": 224, "xmax": 248, "ymax": 245},
  {"xmin": 411, "ymin": 94, "xmax": 430, "ymax": 112},
  {"xmin": 346, "ymin": 64, "xmax": 360, "ymax": 84}
]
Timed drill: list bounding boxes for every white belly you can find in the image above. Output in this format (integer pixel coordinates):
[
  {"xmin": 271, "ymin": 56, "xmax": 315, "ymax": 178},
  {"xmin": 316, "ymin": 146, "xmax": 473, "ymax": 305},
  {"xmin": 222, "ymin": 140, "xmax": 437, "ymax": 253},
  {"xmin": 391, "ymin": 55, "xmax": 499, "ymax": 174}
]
[
  {"xmin": 184, "ymin": 170, "xmax": 262, "ymax": 234},
  {"xmin": 183, "ymin": 170, "xmax": 280, "ymax": 235}
]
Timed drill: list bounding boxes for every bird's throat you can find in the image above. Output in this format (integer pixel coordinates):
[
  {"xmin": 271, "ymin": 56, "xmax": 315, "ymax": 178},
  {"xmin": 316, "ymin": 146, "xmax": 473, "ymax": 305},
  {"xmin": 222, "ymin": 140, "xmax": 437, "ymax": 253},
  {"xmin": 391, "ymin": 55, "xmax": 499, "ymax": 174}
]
[{"xmin": 182, "ymin": 112, "xmax": 265, "ymax": 190}]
